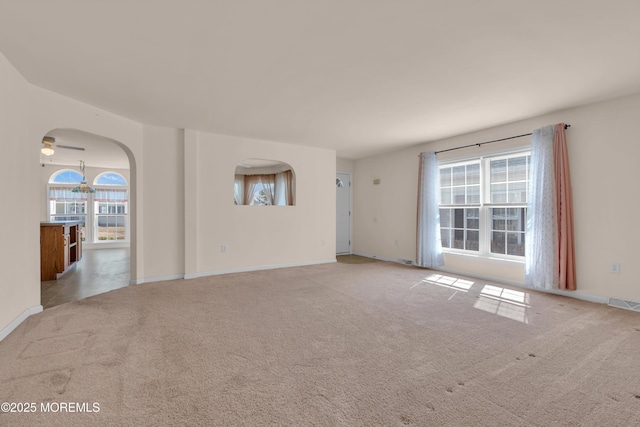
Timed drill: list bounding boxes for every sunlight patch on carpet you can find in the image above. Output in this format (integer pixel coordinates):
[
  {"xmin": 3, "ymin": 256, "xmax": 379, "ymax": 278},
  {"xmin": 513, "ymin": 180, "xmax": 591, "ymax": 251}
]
[
  {"xmin": 413, "ymin": 274, "xmax": 475, "ymax": 292},
  {"xmin": 474, "ymin": 285, "xmax": 530, "ymax": 324}
]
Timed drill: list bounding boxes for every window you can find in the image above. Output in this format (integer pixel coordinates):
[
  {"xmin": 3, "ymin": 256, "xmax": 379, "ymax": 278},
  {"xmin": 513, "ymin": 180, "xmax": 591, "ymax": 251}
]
[
  {"xmin": 234, "ymin": 159, "xmax": 295, "ymax": 206},
  {"xmin": 49, "ymin": 170, "xmax": 88, "ymax": 239},
  {"xmin": 439, "ymin": 151, "xmax": 530, "ymax": 259},
  {"xmin": 48, "ymin": 170, "xmax": 129, "ymax": 244},
  {"xmin": 93, "ymin": 173, "xmax": 128, "ymax": 242},
  {"xmin": 95, "ymin": 172, "xmax": 127, "ymax": 186}
]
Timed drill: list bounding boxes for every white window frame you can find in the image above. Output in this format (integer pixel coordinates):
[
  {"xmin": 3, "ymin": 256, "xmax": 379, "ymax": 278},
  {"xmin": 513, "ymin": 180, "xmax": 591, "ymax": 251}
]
[
  {"xmin": 92, "ymin": 172, "xmax": 129, "ymax": 243},
  {"xmin": 48, "ymin": 171, "xmax": 89, "ymax": 241},
  {"xmin": 439, "ymin": 150, "xmax": 530, "ymax": 261}
]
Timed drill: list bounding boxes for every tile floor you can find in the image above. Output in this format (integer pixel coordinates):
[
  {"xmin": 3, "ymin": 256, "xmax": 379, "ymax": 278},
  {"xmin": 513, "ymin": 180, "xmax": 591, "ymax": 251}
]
[{"xmin": 41, "ymin": 248, "xmax": 130, "ymax": 309}]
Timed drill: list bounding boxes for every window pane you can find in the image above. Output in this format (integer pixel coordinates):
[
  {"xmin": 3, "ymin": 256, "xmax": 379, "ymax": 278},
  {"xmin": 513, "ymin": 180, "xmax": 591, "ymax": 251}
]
[
  {"xmin": 506, "ymin": 208, "xmax": 526, "ymax": 231},
  {"xmin": 440, "ymin": 168, "xmax": 451, "ymax": 187},
  {"xmin": 452, "ymin": 187, "xmax": 465, "ymax": 204},
  {"xmin": 490, "ymin": 159, "xmax": 507, "ymax": 182},
  {"xmin": 467, "ymin": 185, "xmax": 480, "ymax": 204},
  {"xmin": 490, "ymin": 183, "xmax": 507, "ymax": 203},
  {"xmin": 441, "ymin": 228, "xmax": 451, "ymax": 248},
  {"xmin": 491, "ymin": 231, "xmax": 506, "ymax": 254},
  {"xmin": 508, "ymin": 182, "xmax": 527, "ymax": 203},
  {"xmin": 439, "ymin": 209, "xmax": 450, "ymax": 228},
  {"xmin": 466, "ymin": 163, "xmax": 480, "ymax": 185},
  {"xmin": 452, "ymin": 166, "xmax": 466, "ymax": 186},
  {"xmin": 466, "ymin": 208, "xmax": 479, "ymax": 229},
  {"xmin": 453, "ymin": 230, "xmax": 465, "ymax": 249},
  {"xmin": 507, "ymin": 232, "xmax": 525, "ymax": 256},
  {"xmin": 453, "ymin": 209, "xmax": 465, "ymax": 228},
  {"xmin": 491, "ymin": 208, "xmax": 506, "ymax": 230},
  {"xmin": 440, "ymin": 188, "xmax": 451, "ymax": 205},
  {"xmin": 508, "ymin": 156, "xmax": 527, "ymax": 181},
  {"xmin": 95, "ymin": 173, "xmax": 126, "ymax": 186},
  {"xmin": 51, "ymin": 170, "xmax": 83, "ymax": 183},
  {"xmin": 466, "ymin": 230, "xmax": 479, "ymax": 251}
]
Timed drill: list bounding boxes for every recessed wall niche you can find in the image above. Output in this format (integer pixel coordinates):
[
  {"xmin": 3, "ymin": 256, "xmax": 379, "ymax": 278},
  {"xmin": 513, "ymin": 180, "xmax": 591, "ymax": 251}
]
[{"xmin": 234, "ymin": 159, "xmax": 295, "ymax": 206}]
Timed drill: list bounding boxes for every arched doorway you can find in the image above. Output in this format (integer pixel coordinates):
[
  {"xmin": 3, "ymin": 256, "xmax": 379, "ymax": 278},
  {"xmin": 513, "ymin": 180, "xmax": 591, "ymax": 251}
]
[{"xmin": 39, "ymin": 129, "xmax": 135, "ymax": 308}]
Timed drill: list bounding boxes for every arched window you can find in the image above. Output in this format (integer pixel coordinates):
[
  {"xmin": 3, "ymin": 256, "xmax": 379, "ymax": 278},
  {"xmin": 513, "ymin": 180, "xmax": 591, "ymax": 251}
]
[
  {"xmin": 94, "ymin": 172, "xmax": 127, "ymax": 186},
  {"xmin": 48, "ymin": 170, "xmax": 88, "ymax": 236},
  {"xmin": 50, "ymin": 169, "xmax": 83, "ymax": 184},
  {"xmin": 93, "ymin": 172, "xmax": 128, "ymax": 242}
]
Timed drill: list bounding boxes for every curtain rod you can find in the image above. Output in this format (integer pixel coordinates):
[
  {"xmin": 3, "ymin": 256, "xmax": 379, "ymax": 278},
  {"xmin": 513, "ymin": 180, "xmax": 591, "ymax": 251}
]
[{"xmin": 435, "ymin": 124, "xmax": 571, "ymax": 155}]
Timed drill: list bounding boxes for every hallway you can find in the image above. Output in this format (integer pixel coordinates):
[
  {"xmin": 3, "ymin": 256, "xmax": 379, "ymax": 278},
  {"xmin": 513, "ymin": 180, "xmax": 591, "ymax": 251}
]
[{"xmin": 41, "ymin": 248, "xmax": 130, "ymax": 309}]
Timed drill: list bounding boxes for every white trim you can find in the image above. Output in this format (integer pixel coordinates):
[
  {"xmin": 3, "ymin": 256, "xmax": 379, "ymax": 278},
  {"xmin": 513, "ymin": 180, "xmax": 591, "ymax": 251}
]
[
  {"xmin": 84, "ymin": 242, "xmax": 130, "ymax": 250},
  {"xmin": 184, "ymin": 259, "xmax": 336, "ymax": 280},
  {"xmin": 336, "ymin": 170, "xmax": 353, "ymax": 255},
  {"xmin": 131, "ymin": 273, "xmax": 184, "ymax": 285},
  {"xmin": 434, "ymin": 266, "xmax": 608, "ymax": 304},
  {"xmin": 0, "ymin": 305, "xmax": 43, "ymax": 342},
  {"xmin": 353, "ymin": 251, "xmax": 608, "ymax": 305},
  {"xmin": 352, "ymin": 251, "xmax": 414, "ymax": 265}
]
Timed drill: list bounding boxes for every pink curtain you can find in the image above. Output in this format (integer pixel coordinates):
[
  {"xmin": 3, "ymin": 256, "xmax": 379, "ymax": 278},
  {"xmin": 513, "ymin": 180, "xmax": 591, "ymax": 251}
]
[{"xmin": 554, "ymin": 124, "xmax": 577, "ymax": 290}]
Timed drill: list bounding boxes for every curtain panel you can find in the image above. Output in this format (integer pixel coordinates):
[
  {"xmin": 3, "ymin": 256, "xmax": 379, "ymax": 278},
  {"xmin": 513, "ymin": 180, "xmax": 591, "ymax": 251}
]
[
  {"xmin": 525, "ymin": 123, "xmax": 576, "ymax": 290},
  {"xmin": 275, "ymin": 170, "xmax": 294, "ymax": 206},
  {"xmin": 234, "ymin": 175, "xmax": 245, "ymax": 205},
  {"xmin": 94, "ymin": 188, "xmax": 128, "ymax": 202},
  {"xmin": 416, "ymin": 151, "xmax": 444, "ymax": 268},
  {"xmin": 49, "ymin": 186, "xmax": 89, "ymax": 201},
  {"xmin": 240, "ymin": 171, "xmax": 293, "ymax": 206}
]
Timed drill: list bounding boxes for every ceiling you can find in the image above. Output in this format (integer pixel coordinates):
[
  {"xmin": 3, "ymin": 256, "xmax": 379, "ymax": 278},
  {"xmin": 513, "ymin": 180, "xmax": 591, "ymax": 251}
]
[
  {"xmin": 39, "ymin": 129, "xmax": 130, "ymax": 170},
  {"xmin": 2, "ymin": 1, "xmax": 640, "ymax": 164}
]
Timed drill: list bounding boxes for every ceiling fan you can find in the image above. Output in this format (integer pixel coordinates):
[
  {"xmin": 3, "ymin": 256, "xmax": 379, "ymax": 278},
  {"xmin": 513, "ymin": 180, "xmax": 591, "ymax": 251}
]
[{"xmin": 41, "ymin": 136, "xmax": 85, "ymax": 156}]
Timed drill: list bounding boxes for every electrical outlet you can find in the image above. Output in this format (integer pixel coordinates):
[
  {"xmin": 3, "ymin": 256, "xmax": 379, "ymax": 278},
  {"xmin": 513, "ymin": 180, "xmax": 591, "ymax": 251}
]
[
  {"xmin": 221, "ymin": 245, "xmax": 227, "ymax": 253},
  {"xmin": 610, "ymin": 262, "xmax": 620, "ymax": 274}
]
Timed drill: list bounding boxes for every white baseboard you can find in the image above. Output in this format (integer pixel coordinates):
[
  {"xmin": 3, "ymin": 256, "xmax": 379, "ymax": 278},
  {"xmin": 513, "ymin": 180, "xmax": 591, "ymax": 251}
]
[
  {"xmin": 83, "ymin": 242, "xmax": 130, "ymax": 250},
  {"xmin": 184, "ymin": 259, "xmax": 337, "ymax": 280},
  {"xmin": 129, "ymin": 274, "xmax": 184, "ymax": 285},
  {"xmin": 352, "ymin": 251, "xmax": 609, "ymax": 305},
  {"xmin": 352, "ymin": 251, "xmax": 414, "ymax": 265},
  {"xmin": 434, "ymin": 266, "xmax": 608, "ymax": 305},
  {"xmin": 0, "ymin": 305, "xmax": 43, "ymax": 342}
]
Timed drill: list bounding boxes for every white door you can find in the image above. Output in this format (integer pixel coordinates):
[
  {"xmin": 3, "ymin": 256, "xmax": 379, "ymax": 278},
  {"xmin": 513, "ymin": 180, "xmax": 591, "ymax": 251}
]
[{"xmin": 336, "ymin": 172, "xmax": 351, "ymax": 254}]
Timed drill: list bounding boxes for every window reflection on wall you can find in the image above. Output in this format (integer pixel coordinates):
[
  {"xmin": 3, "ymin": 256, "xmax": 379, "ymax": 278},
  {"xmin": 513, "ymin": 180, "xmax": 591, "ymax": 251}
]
[{"xmin": 234, "ymin": 159, "xmax": 295, "ymax": 206}]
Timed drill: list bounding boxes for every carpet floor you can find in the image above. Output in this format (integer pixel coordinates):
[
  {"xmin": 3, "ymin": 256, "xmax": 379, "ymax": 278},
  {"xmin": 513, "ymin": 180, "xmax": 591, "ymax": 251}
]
[{"xmin": 1, "ymin": 260, "xmax": 640, "ymax": 426}]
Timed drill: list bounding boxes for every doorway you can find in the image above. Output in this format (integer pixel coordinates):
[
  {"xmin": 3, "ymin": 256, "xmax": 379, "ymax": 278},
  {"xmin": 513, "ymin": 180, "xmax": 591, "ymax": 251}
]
[
  {"xmin": 336, "ymin": 172, "xmax": 351, "ymax": 254},
  {"xmin": 39, "ymin": 128, "xmax": 133, "ymax": 308}
]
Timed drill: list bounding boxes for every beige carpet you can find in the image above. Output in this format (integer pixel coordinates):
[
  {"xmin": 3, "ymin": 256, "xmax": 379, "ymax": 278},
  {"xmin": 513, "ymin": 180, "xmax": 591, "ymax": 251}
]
[{"xmin": 1, "ymin": 261, "xmax": 640, "ymax": 426}]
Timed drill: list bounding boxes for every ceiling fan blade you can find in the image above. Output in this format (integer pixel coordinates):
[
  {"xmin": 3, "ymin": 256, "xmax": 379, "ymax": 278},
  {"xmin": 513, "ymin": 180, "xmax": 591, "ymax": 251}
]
[{"xmin": 56, "ymin": 145, "xmax": 85, "ymax": 151}]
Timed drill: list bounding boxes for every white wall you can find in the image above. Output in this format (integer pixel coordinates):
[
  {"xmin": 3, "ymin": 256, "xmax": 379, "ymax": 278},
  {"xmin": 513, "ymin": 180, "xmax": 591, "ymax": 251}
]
[
  {"xmin": 142, "ymin": 125, "xmax": 184, "ymax": 280},
  {"xmin": 187, "ymin": 131, "xmax": 336, "ymax": 276},
  {"xmin": 0, "ymin": 52, "xmax": 40, "ymax": 335},
  {"xmin": 353, "ymin": 93, "xmax": 640, "ymax": 302},
  {"xmin": 337, "ymin": 157, "xmax": 354, "ymax": 173}
]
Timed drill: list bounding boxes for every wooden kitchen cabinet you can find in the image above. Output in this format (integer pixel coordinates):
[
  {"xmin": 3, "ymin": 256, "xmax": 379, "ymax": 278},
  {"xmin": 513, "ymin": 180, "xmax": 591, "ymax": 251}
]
[{"xmin": 40, "ymin": 221, "xmax": 83, "ymax": 281}]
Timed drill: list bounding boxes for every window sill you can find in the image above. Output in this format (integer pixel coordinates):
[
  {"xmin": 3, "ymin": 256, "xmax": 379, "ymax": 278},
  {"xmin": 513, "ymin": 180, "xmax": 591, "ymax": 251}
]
[{"xmin": 442, "ymin": 250, "xmax": 525, "ymax": 265}]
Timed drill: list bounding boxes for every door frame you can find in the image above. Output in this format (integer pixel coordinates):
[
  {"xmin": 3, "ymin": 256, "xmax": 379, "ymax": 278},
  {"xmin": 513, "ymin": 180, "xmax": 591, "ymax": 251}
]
[{"xmin": 336, "ymin": 171, "xmax": 353, "ymax": 255}]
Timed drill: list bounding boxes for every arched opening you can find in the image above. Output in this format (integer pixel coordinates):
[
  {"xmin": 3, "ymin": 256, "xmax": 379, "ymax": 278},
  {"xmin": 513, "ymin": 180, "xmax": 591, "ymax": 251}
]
[{"xmin": 39, "ymin": 128, "xmax": 135, "ymax": 309}]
